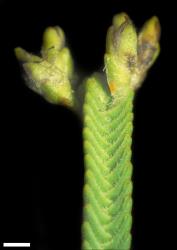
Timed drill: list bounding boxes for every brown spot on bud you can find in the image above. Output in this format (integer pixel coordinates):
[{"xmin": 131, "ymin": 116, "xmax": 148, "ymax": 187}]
[
  {"xmin": 138, "ymin": 40, "xmax": 157, "ymax": 68},
  {"xmin": 60, "ymin": 97, "xmax": 72, "ymax": 106},
  {"xmin": 109, "ymin": 81, "xmax": 117, "ymax": 94},
  {"xmin": 125, "ymin": 53, "xmax": 136, "ymax": 71}
]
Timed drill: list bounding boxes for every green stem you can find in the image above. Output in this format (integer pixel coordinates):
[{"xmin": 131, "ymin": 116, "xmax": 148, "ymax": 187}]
[{"xmin": 82, "ymin": 74, "xmax": 134, "ymax": 249}]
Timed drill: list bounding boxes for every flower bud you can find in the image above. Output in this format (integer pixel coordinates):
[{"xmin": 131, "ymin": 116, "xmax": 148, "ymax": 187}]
[
  {"xmin": 15, "ymin": 27, "xmax": 74, "ymax": 106},
  {"xmin": 131, "ymin": 16, "xmax": 161, "ymax": 89},
  {"xmin": 138, "ymin": 16, "xmax": 161, "ymax": 71},
  {"xmin": 105, "ymin": 13, "xmax": 137, "ymax": 98}
]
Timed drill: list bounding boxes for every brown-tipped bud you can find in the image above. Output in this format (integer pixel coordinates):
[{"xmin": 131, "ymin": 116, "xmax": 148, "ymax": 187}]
[{"xmin": 138, "ymin": 16, "xmax": 161, "ymax": 70}]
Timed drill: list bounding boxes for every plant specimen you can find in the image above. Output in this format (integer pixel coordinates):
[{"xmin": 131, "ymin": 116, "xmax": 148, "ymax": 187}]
[{"xmin": 15, "ymin": 12, "xmax": 160, "ymax": 250}]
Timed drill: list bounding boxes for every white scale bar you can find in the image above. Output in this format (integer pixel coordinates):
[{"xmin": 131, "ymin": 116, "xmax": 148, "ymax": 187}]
[{"xmin": 3, "ymin": 243, "xmax": 30, "ymax": 247}]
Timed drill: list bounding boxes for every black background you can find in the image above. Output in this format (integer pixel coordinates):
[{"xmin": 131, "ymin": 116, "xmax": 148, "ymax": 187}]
[{"xmin": 0, "ymin": 0, "xmax": 176, "ymax": 249}]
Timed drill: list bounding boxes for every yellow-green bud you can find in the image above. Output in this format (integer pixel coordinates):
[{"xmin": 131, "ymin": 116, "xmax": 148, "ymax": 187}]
[
  {"xmin": 104, "ymin": 13, "xmax": 161, "ymax": 95},
  {"xmin": 105, "ymin": 13, "xmax": 137, "ymax": 98},
  {"xmin": 15, "ymin": 27, "xmax": 74, "ymax": 106},
  {"xmin": 131, "ymin": 16, "xmax": 161, "ymax": 89},
  {"xmin": 138, "ymin": 16, "xmax": 161, "ymax": 71}
]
